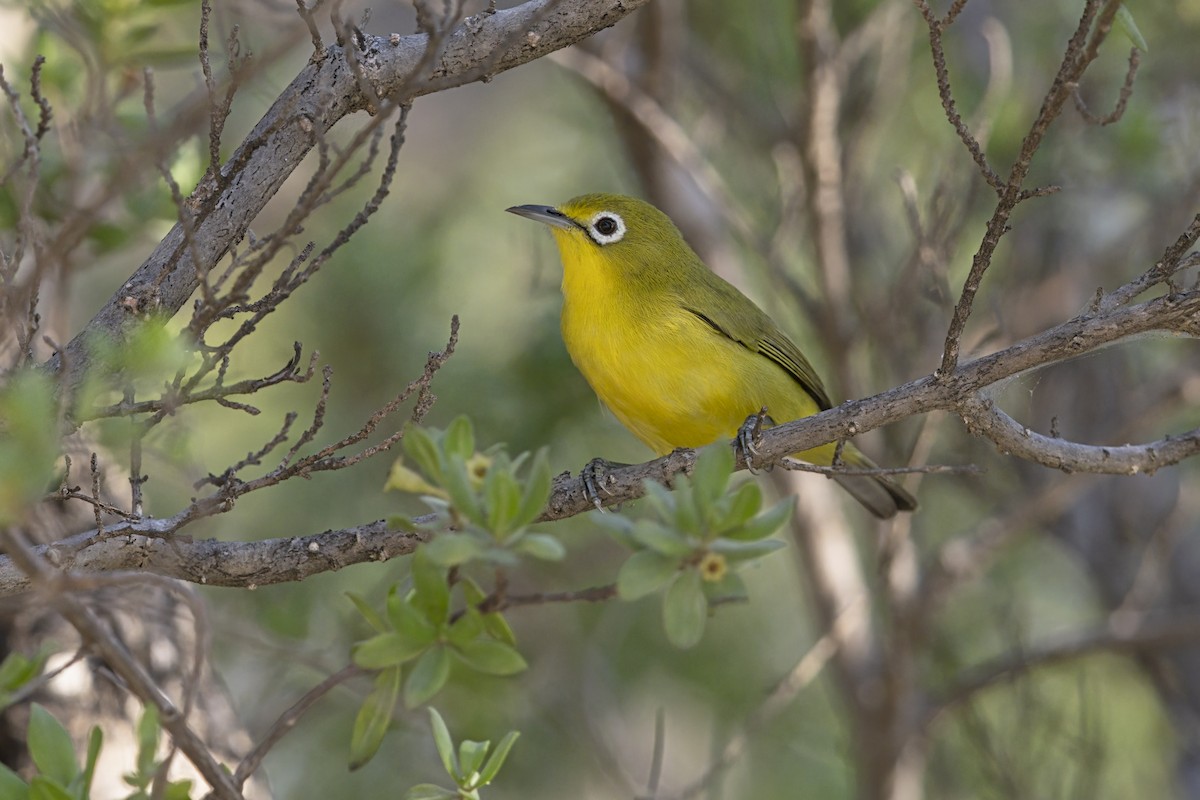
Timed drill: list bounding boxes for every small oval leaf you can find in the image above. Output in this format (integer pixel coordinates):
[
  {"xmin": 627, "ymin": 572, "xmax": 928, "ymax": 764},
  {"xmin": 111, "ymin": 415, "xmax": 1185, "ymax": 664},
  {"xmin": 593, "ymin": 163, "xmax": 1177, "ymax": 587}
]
[
  {"xmin": 617, "ymin": 551, "xmax": 680, "ymax": 601},
  {"xmin": 663, "ymin": 571, "xmax": 708, "ymax": 648}
]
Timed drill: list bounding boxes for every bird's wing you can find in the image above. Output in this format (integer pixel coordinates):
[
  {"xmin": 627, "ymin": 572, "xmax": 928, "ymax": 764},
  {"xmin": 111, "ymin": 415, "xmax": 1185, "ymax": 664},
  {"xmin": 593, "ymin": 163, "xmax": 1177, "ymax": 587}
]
[{"xmin": 681, "ymin": 278, "xmax": 833, "ymax": 411}]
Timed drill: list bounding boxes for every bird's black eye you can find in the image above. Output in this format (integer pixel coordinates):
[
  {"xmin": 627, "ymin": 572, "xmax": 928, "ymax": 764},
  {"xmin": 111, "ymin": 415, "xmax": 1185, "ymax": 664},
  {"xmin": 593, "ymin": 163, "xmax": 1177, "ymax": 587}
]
[{"xmin": 587, "ymin": 211, "xmax": 626, "ymax": 244}]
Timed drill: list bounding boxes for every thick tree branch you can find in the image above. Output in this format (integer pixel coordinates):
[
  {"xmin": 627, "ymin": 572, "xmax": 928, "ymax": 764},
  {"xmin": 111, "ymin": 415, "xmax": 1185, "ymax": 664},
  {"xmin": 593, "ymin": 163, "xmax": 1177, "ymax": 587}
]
[
  {"xmin": 1, "ymin": 283, "xmax": 1192, "ymax": 596},
  {"xmin": 42, "ymin": 0, "xmax": 649, "ymax": 401}
]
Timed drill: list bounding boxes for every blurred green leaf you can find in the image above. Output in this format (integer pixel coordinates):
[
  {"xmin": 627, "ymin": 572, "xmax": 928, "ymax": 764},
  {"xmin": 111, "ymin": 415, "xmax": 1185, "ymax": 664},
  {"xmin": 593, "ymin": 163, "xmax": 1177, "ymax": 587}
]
[
  {"xmin": 708, "ymin": 537, "xmax": 786, "ymax": 562},
  {"xmin": 446, "ymin": 609, "xmax": 485, "ymax": 649},
  {"xmin": 453, "ymin": 640, "xmax": 527, "ymax": 676},
  {"xmin": 617, "ymin": 550, "xmax": 680, "ymax": 600},
  {"xmin": 0, "ymin": 762, "xmax": 28, "ymax": 799},
  {"xmin": 458, "ymin": 739, "xmax": 490, "ymax": 783},
  {"xmin": 1116, "ymin": 5, "xmax": 1148, "ymax": 52},
  {"xmin": 404, "ymin": 646, "xmax": 451, "ymax": 708},
  {"xmin": 428, "ymin": 708, "xmax": 459, "ymax": 781},
  {"xmin": 663, "ymin": 571, "xmax": 707, "ymax": 648},
  {"xmin": 478, "ymin": 730, "xmax": 519, "ymax": 787},
  {"xmin": 27, "ymin": 776, "xmax": 71, "ymax": 800},
  {"xmin": 350, "ymin": 666, "xmax": 401, "ymax": 770},
  {"xmin": 353, "ymin": 632, "xmax": 427, "ymax": 669},
  {"xmin": 484, "ymin": 467, "xmax": 522, "ymax": 536},
  {"xmin": 347, "ymin": 591, "xmax": 388, "ymax": 634},
  {"xmin": 411, "ymin": 549, "xmax": 450, "ymax": 625},
  {"xmin": 425, "ymin": 532, "xmax": 487, "ymax": 567},
  {"xmin": 80, "ymin": 726, "xmax": 101, "ymax": 799},
  {"xmin": 387, "ymin": 590, "xmax": 439, "ymax": 646},
  {"xmin": 443, "ymin": 416, "xmax": 476, "ymax": 461},
  {"xmin": 630, "ymin": 519, "xmax": 694, "ymax": 557},
  {"xmin": 27, "ymin": 705, "xmax": 77, "ymax": 787},
  {"xmin": 402, "ymin": 426, "xmax": 444, "ymax": 484},
  {"xmin": 513, "ymin": 531, "xmax": 565, "ymax": 561},
  {"xmin": 514, "ymin": 449, "xmax": 552, "ymax": 527},
  {"xmin": 720, "ymin": 481, "xmax": 762, "ymax": 529},
  {"xmin": 723, "ymin": 497, "xmax": 793, "ymax": 542},
  {"xmin": 690, "ymin": 445, "xmax": 733, "ymax": 517},
  {"xmin": 443, "ymin": 454, "xmax": 485, "ymax": 526}
]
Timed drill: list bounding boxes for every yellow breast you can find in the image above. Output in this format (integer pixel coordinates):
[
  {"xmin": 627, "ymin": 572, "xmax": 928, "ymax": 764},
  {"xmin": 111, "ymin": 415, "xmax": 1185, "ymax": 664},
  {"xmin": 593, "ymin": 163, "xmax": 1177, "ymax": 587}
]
[{"xmin": 555, "ymin": 231, "xmax": 820, "ymax": 456}]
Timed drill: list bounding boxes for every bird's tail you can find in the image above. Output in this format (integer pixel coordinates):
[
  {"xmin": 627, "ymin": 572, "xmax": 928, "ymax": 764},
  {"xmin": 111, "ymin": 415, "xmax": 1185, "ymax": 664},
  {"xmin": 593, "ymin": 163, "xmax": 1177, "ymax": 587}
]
[{"xmin": 830, "ymin": 446, "xmax": 918, "ymax": 520}]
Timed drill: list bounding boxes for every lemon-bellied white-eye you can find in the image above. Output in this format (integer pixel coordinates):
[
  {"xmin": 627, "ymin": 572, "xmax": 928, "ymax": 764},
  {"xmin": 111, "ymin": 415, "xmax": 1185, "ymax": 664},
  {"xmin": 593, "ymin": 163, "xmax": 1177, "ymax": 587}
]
[{"xmin": 507, "ymin": 193, "xmax": 916, "ymax": 518}]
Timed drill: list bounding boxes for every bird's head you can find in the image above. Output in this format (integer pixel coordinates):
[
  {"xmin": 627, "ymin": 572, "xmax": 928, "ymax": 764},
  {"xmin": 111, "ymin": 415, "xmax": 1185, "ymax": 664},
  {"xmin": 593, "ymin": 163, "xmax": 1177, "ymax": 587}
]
[{"xmin": 507, "ymin": 193, "xmax": 694, "ymax": 283}]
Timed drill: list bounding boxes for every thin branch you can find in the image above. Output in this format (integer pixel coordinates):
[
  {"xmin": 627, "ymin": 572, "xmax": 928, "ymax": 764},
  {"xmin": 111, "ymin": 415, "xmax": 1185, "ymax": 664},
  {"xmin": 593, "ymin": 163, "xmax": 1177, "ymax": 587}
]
[
  {"xmin": 233, "ymin": 664, "xmax": 365, "ymax": 788},
  {"xmin": 924, "ymin": 614, "xmax": 1200, "ymax": 730}
]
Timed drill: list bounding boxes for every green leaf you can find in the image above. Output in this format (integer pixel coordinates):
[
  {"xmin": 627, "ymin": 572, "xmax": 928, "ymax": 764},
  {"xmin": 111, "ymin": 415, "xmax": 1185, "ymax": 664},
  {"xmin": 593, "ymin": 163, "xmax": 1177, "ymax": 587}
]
[
  {"xmin": 79, "ymin": 727, "xmax": 102, "ymax": 799},
  {"xmin": 443, "ymin": 416, "xmax": 476, "ymax": 461},
  {"xmin": 478, "ymin": 730, "xmax": 519, "ymax": 786},
  {"xmin": 617, "ymin": 551, "xmax": 680, "ymax": 601},
  {"xmin": 513, "ymin": 532, "xmax": 565, "ymax": 561},
  {"xmin": 135, "ymin": 705, "xmax": 160, "ymax": 778},
  {"xmin": 353, "ymin": 632, "xmax": 428, "ymax": 669},
  {"xmin": 630, "ymin": 520, "xmax": 694, "ymax": 558},
  {"xmin": 349, "ymin": 666, "xmax": 401, "ymax": 770},
  {"xmin": 640, "ymin": 479, "xmax": 676, "ymax": 520},
  {"xmin": 425, "ymin": 533, "xmax": 487, "ymax": 567},
  {"xmin": 723, "ymin": 497, "xmax": 793, "ymax": 541},
  {"xmin": 404, "ymin": 646, "xmax": 451, "ymax": 708},
  {"xmin": 484, "ymin": 468, "xmax": 522, "ymax": 537},
  {"xmin": 0, "ymin": 762, "xmax": 28, "ymax": 800},
  {"xmin": 481, "ymin": 611, "xmax": 517, "ymax": 648},
  {"xmin": 387, "ymin": 589, "xmax": 439, "ymax": 646},
  {"xmin": 670, "ymin": 478, "xmax": 701, "ymax": 537},
  {"xmin": 691, "ymin": 443, "xmax": 734, "ymax": 506},
  {"xmin": 452, "ymin": 640, "xmax": 528, "ymax": 676},
  {"xmin": 443, "ymin": 454, "xmax": 485, "ymax": 526},
  {"xmin": 27, "ymin": 705, "xmax": 77, "ymax": 786},
  {"xmin": 460, "ymin": 578, "xmax": 518, "ymax": 646},
  {"xmin": 163, "ymin": 781, "xmax": 194, "ymax": 800},
  {"xmin": 402, "ymin": 426, "xmax": 444, "ymax": 484},
  {"xmin": 428, "ymin": 708, "xmax": 459, "ymax": 781},
  {"xmin": 1116, "ymin": 5, "xmax": 1148, "ymax": 52},
  {"xmin": 708, "ymin": 537, "xmax": 786, "ymax": 562},
  {"xmin": 411, "ymin": 549, "xmax": 451, "ymax": 625},
  {"xmin": 663, "ymin": 571, "xmax": 707, "ymax": 648},
  {"xmin": 403, "ymin": 785, "xmax": 459, "ymax": 800},
  {"xmin": 458, "ymin": 739, "xmax": 490, "ymax": 785},
  {"xmin": 446, "ymin": 609, "xmax": 485, "ymax": 649},
  {"xmin": 719, "ymin": 481, "xmax": 763, "ymax": 529},
  {"xmin": 27, "ymin": 776, "xmax": 72, "ymax": 800},
  {"xmin": 593, "ymin": 511, "xmax": 636, "ymax": 548},
  {"xmin": 347, "ymin": 591, "xmax": 387, "ymax": 634},
  {"xmin": 513, "ymin": 449, "xmax": 552, "ymax": 528}
]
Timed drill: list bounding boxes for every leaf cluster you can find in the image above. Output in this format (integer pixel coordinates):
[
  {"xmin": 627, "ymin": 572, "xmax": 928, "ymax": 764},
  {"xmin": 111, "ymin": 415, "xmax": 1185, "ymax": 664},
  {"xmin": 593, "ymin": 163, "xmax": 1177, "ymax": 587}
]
[
  {"xmin": 403, "ymin": 708, "xmax": 519, "ymax": 800},
  {"xmin": 387, "ymin": 416, "xmax": 563, "ymax": 566},
  {"xmin": 0, "ymin": 704, "xmax": 192, "ymax": 800},
  {"xmin": 347, "ymin": 549, "xmax": 527, "ymax": 769},
  {"xmin": 600, "ymin": 446, "xmax": 791, "ymax": 648}
]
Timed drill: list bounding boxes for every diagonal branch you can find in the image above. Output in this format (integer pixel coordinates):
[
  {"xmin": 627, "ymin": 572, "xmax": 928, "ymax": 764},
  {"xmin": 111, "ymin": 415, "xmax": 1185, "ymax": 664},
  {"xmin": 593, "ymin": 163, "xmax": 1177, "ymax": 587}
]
[{"xmin": 42, "ymin": 0, "xmax": 650, "ymax": 404}]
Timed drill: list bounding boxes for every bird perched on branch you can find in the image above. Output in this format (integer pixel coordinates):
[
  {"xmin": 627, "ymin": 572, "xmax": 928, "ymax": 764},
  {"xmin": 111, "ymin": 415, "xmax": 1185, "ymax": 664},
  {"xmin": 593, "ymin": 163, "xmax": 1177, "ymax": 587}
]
[{"xmin": 508, "ymin": 193, "xmax": 916, "ymax": 519}]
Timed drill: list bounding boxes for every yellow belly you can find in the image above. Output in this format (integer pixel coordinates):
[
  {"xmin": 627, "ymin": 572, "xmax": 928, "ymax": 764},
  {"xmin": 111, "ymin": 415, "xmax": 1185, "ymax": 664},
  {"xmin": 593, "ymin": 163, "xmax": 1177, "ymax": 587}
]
[{"xmin": 562, "ymin": 300, "xmax": 828, "ymax": 461}]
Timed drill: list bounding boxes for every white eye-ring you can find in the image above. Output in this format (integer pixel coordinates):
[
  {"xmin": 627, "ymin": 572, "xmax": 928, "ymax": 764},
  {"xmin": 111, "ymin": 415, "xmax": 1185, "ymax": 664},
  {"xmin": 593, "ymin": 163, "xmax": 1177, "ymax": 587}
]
[{"xmin": 587, "ymin": 211, "xmax": 626, "ymax": 245}]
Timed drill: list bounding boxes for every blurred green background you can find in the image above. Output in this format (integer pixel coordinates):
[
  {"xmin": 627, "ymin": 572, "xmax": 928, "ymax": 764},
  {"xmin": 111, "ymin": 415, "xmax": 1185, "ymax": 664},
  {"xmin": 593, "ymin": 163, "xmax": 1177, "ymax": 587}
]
[{"xmin": 2, "ymin": 0, "xmax": 1199, "ymax": 797}]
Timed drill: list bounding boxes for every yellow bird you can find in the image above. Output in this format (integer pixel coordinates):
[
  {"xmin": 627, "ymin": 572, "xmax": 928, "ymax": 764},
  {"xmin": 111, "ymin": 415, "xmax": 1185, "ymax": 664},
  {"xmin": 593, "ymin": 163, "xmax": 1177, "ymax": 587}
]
[{"xmin": 507, "ymin": 193, "xmax": 916, "ymax": 519}]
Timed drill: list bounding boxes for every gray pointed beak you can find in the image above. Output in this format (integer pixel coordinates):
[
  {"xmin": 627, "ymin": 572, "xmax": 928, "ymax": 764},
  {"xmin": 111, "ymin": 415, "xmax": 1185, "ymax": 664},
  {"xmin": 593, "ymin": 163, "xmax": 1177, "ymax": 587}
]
[{"xmin": 506, "ymin": 204, "xmax": 578, "ymax": 231}]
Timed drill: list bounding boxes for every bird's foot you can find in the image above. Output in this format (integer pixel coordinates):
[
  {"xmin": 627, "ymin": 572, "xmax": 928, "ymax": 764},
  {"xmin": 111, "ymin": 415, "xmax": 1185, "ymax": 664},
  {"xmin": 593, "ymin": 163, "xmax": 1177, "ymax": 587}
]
[
  {"xmin": 736, "ymin": 407, "xmax": 772, "ymax": 474},
  {"xmin": 581, "ymin": 457, "xmax": 625, "ymax": 512}
]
